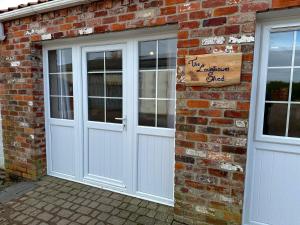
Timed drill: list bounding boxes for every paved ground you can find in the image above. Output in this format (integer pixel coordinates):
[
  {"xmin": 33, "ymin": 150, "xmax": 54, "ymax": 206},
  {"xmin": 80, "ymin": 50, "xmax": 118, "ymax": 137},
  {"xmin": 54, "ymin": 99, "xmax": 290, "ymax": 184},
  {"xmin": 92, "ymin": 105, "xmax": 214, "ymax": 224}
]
[{"xmin": 0, "ymin": 176, "xmax": 181, "ymax": 225}]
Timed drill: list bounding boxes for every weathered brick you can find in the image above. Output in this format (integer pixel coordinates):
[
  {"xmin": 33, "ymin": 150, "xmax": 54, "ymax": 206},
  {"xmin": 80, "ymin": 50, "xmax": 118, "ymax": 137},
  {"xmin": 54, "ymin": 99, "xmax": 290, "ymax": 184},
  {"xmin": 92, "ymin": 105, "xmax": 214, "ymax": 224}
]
[
  {"xmin": 203, "ymin": 17, "xmax": 227, "ymax": 27},
  {"xmin": 213, "ymin": 6, "xmax": 239, "ymax": 16}
]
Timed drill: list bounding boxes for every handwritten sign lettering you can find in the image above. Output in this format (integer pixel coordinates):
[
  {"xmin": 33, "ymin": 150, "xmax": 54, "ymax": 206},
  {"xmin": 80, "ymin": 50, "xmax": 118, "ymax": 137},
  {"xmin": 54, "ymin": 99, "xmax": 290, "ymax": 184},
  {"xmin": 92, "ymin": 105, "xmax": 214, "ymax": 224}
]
[{"xmin": 185, "ymin": 53, "xmax": 242, "ymax": 87}]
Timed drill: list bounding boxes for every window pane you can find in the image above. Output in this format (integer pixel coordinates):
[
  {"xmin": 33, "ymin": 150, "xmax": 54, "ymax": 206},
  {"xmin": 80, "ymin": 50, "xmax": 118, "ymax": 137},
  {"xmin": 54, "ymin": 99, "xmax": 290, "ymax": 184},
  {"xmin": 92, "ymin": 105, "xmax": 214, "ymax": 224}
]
[
  {"xmin": 268, "ymin": 31, "xmax": 293, "ymax": 67},
  {"xmin": 106, "ymin": 99, "xmax": 122, "ymax": 124},
  {"xmin": 60, "ymin": 49, "xmax": 73, "ymax": 72},
  {"xmin": 50, "ymin": 97, "xmax": 61, "ymax": 118},
  {"xmin": 263, "ymin": 103, "xmax": 288, "ymax": 136},
  {"xmin": 139, "ymin": 71, "xmax": 156, "ymax": 98},
  {"xmin": 106, "ymin": 73, "xmax": 122, "ymax": 97},
  {"xmin": 266, "ymin": 68, "xmax": 290, "ymax": 101},
  {"xmin": 106, "ymin": 51, "xmax": 122, "ymax": 71},
  {"xmin": 139, "ymin": 41, "xmax": 156, "ymax": 70},
  {"xmin": 61, "ymin": 73, "xmax": 73, "ymax": 96},
  {"xmin": 139, "ymin": 100, "xmax": 155, "ymax": 126},
  {"xmin": 88, "ymin": 98, "xmax": 104, "ymax": 122},
  {"xmin": 87, "ymin": 52, "xmax": 104, "ymax": 72},
  {"xmin": 157, "ymin": 70, "xmax": 176, "ymax": 99},
  {"xmin": 157, "ymin": 100, "xmax": 175, "ymax": 128},
  {"xmin": 88, "ymin": 73, "xmax": 104, "ymax": 97},
  {"xmin": 158, "ymin": 39, "xmax": 177, "ymax": 69},
  {"xmin": 49, "ymin": 74, "xmax": 61, "ymax": 95},
  {"xmin": 61, "ymin": 97, "xmax": 74, "ymax": 119},
  {"xmin": 291, "ymin": 69, "xmax": 300, "ymax": 101},
  {"xmin": 48, "ymin": 50, "xmax": 59, "ymax": 73},
  {"xmin": 294, "ymin": 31, "xmax": 300, "ymax": 66},
  {"xmin": 288, "ymin": 104, "xmax": 300, "ymax": 137},
  {"xmin": 50, "ymin": 97, "xmax": 74, "ymax": 120}
]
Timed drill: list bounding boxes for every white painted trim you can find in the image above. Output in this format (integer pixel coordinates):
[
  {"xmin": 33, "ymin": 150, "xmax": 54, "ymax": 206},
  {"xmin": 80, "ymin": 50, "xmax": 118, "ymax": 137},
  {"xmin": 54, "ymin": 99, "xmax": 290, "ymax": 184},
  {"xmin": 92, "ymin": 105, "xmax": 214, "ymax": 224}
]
[
  {"xmin": 0, "ymin": 105, "xmax": 4, "ymax": 169},
  {"xmin": 0, "ymin": 0, "xmax": 93, "ymax": 22}
]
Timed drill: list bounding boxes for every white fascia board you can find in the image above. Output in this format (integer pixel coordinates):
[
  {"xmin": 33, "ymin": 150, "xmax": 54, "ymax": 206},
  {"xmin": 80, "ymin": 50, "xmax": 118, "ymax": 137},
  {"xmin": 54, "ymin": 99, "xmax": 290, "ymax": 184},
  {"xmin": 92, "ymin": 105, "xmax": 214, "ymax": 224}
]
[{"xmin": 0, "ymin": 0, "xmax": 95, "ymax": 22}]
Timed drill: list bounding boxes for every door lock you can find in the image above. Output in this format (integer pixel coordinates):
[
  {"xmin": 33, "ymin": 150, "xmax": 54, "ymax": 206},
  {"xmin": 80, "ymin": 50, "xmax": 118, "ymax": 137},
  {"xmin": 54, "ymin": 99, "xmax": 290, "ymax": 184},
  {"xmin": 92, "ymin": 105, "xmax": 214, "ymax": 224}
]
[{"xmin": 115, "ymin": 117, "xmax": 127, "ymax": 129}]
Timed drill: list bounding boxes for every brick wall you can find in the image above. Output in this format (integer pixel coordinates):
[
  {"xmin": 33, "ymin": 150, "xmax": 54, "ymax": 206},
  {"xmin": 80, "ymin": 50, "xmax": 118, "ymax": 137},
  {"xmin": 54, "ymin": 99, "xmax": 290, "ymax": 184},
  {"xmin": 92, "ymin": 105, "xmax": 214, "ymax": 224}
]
[{"xmin": 0, "ymin": 0, "xmax": 299, "ymax": 224}]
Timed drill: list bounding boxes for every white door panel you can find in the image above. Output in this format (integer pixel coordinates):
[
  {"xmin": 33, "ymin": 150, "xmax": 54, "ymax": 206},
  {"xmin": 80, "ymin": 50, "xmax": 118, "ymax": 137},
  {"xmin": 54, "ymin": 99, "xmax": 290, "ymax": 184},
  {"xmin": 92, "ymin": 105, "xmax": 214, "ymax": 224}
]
[
  {"xmin": 244, "ymin": 19, "xmax": 300, "ymax": 225},
  {"xmin": 50, "ymin": 124, "xmax": 75, "ymax": 177}
]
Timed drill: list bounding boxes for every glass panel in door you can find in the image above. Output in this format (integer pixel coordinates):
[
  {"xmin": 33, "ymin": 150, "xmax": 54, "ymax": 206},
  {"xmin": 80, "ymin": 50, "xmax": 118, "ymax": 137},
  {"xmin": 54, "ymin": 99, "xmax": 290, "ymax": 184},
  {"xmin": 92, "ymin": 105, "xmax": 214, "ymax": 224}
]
[{"xmin": 87, "ymin": 50, "xmax": 123, "ymax": 124}]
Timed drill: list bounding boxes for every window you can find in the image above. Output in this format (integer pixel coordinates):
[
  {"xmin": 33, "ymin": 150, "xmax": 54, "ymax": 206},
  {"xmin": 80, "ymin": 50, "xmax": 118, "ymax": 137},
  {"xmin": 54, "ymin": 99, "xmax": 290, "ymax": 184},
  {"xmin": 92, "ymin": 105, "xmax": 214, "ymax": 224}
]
[
  {"xmin": 263, "ymin": 30, "xmax": 300, "ymax": 137},
  {"xmin": 48, "ymin": 49, "xmax": 74, "ymax": 120},
  {"xmin": 138, "ymin": 38, "xmax": 176, "ymax": 128},
  {"xmin": 87, "ymin": 50, "xmax": 123, "ymax": 123}
]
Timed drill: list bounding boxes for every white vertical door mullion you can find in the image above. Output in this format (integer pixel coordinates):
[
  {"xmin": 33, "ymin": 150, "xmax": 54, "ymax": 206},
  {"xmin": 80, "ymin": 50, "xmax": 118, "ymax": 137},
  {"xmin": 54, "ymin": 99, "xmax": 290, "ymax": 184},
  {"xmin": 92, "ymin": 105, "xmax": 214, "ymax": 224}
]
[{"xmin": 285, "ymin": 31, "xmax": 297, "ymax": 136}]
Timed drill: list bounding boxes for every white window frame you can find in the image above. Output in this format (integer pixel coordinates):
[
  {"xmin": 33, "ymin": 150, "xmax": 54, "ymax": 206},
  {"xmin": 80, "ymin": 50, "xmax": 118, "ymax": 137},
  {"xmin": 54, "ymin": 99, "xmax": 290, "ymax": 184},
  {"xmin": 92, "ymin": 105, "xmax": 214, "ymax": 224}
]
[{"xmin": 254, "ymin": 19, "xmax": 300, "ymax": 147}]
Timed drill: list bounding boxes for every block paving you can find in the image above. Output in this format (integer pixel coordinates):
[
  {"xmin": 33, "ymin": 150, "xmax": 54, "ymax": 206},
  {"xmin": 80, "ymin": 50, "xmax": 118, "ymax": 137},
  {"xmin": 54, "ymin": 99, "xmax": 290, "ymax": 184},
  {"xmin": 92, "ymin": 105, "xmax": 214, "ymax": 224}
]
[{"xmin": 0, "ymin": 176, "xmax": 183, "ymax": 225}]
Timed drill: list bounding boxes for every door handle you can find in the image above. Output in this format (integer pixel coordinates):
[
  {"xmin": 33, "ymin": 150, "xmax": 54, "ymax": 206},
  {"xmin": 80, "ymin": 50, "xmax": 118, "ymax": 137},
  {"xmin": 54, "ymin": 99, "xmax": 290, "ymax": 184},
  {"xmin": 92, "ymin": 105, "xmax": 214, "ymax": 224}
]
[{"xmin": 115, "ymin": 117, "xmax": 127, "ymax": 129}]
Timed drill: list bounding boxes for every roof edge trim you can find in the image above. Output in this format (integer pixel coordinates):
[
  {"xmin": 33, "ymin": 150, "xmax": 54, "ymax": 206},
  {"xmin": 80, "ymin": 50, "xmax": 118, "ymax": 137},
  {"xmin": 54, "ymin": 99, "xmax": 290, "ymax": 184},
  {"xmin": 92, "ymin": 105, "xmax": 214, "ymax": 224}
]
[{"xmin": 0, "ymin": 0, "xmax": 93, "ymax": 22}]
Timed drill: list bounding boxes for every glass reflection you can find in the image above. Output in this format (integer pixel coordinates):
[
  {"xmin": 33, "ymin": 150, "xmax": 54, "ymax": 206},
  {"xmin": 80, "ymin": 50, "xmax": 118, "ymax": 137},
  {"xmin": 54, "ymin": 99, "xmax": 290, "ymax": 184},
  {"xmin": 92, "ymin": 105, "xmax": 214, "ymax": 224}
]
[
  {"xmin": 263, "ymin": 103, "xmax": 287, "ymax": 136},
  {"xmin": 266, "ymin": 69, "xmax": 291, "ymax": 101}
]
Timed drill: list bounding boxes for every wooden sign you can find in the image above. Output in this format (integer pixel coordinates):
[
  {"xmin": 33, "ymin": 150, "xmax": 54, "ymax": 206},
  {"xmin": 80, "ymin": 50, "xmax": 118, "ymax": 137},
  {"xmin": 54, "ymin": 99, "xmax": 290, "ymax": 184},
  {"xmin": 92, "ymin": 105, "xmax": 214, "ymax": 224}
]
[{"xmin": 185, "ymin": 53, "xmax": 242, "ymax": 87}]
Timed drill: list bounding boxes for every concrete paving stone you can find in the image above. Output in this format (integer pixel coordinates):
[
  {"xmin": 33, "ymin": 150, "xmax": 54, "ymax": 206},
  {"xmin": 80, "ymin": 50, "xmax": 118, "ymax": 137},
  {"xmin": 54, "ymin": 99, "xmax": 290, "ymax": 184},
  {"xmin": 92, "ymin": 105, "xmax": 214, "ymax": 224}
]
[
  {"xmin": 111, "ymin": 208, "xmax": 120, "ymax": 215},
  {"xmin": 43, "ymin": 203, "xmax": 55, "ymax": 211},
  {"xmin": 127, "ymin": 204, "xmax": 139, "ymax": 212},
  {"xmin": 80, "ymin": 199, "xmax": 91, "ymax": 206},
  {"xmin": 130, "ymin": 198, "xmax": 142, "ymax": 206},
  {"xmin": 124, "ymin": 221, "xmax": 139, "ymax": 225},
  {"xmin": 98, "ymin": 196, "xmax": 112, "ymax": 204},
  {"xmin": 50, "ymin": 216, "xmax": 61, "ymax": 223},
  {"xmin": 147, "ymin": 202, "xmax": 159, "ymax": 210},
  {"xmin": 128, "ymin": 213, "xmax": 139, "ymax": 221},
  {"xmin": 119, "ymin": 202, "xmax": 129, "ymax": 209},
  {"xmin": 86, "ymin": 218, "xmax": 98, "ymax": 225},
  {"xmin": 107, "ymin": 215, "xmax": 126, "ymax": 225},
  {"xmin": 90, "ymin": 210, "xmax": 99, "ymax": 218},
  {"xmin": 76, "ymin": 206, "xmax": 92, "ymax": 215},
  {"xmin": 73, "ymin": 197, "xmax": 85, "ymax": 204},
  {"xmin": 54, "ymin": 199, "xmax": 66, "ymax": 206},
  {"xmin": 70, "ymin": 204, "xmax": 80, "ymax": 211},
  {"xmin": 97, "ymin": 212, "xmax": 110, "ymax": 221},
  {"xmin": 57, "ymin": 218, "xmax": 71, "ymax": 225},
  {"xmin": 155, "ymin": 211, "xmax": 168, "ymax": 221},
  {"xmin": 61, "ymin": 201, "xmax": 73, "ymax": 209},
  {"xmin": 15, "ymin": 214, "xmax": 28, "ymax": 222},
  {"xmin": 139, "ymin": 201, "xmax": 148, "ymax": 208},
  {"xmin": 136, "ymin": 207, "xmax": 149, "ymax": 216},
  {"xmin": 31, "ymin": 209, "xmax": 43, "ymax": 217},
  {"xmin": 35, "ymin": 201, "xmax": 47, "ymax": 209},
  {"xmin": 146, "ymin": 210, "xmax": 156, "ymax": 218},
  {"xmin": 110, "ymin": 199, "xmax": 122, "ymax": 207},
  {"xmin": 118, "ymin": 210, "xmax": 130, "ymax": 219},
  {"xmin": 97, "ymin": 204, "xmax": 114, "ymax": 213},
  {"xmin": 136, "ymin": 215, "xmax": 156, "ymax": 225},
  {"xmin": 88, "ymin": 201, "xmax": 99, "ymax": 209},
  {"xmin": 22, "ymin": 216, "xmax": 34, "ymax": 224},
  {"xmin": 37, "ymin": 212, "xmax": 53, "ymax": 221},
  {"xmin": 58, "ymin": 209, "xmax": 73, "ymax": 218},
  {"xmin": 70, "ymin": 213, "xmax": 81, "ymax": 221},
  {"xmin": 76, "ymin": 215, "xmax": 91, "ymax": 224}
]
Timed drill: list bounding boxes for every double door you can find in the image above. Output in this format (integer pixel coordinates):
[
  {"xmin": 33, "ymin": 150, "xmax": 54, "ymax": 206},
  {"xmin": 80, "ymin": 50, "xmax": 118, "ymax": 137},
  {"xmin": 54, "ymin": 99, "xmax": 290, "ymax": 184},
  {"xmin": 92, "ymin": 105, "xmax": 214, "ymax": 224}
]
[{"xmin": 44, "ymin": 36, "xmax": 176, "ymax": 205}]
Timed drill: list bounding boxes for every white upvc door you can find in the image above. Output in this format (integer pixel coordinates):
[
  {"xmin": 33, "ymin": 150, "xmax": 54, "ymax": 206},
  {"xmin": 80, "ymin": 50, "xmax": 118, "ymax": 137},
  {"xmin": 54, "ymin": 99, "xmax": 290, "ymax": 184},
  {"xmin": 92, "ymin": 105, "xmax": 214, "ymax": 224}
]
[
  {"xmin": 44, "ymin": 33, "xmax": 176, "ymax": 205},
  {"xmin": 244, "ymin": 19, "xmax": 300, "ymax": 225},
  {"xmin": 81, "ymin": 44, "xmax": 132, "ymax": 192}
]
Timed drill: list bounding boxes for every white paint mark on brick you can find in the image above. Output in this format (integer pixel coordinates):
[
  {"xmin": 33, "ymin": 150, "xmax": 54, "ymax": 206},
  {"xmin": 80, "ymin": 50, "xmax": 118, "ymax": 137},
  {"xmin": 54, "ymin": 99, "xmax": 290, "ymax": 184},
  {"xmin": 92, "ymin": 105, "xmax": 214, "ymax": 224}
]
[
  {"xmin": 195, "ymin": 206, "xmax": 215, "ymax": 216},
  {"xmin": 219, "ymin": 194, "xmax": 234, "ymax": 203},
  {"xmin": 19, "ymin": 122, "xmax": 29, "ymax": 128},
  {"xmin": 11, "ymin": 61, "xmax": 20, "ymax": 67},
  {"xmin": 79, "ymin": 27, "xmax": 94, "ymax": 35},
  {"xmin": 202, "ymin": 36, "xmax": 225, "ymax": 46},
  {"xmin": 29, "ymin": 135, "xmax": 35, "ymax": 140},
  {"xmin": 225, "ymin": 45, "xmax": 234, "ymax": 53},
  {"xmin": 25, "ymin": 28, "xmax": 46, "ymax": 36},
  {"xmin": 41, "ymin": 34, "xmax": 52, "ymax": 41},
  {"xmin": 235, "ymin": 120, "xmax": 248, "ymax": 128},
  {"xmin": 229, "ymin": 35, "xmax": 255, "ymax": 44},
  {"xmin": 186, "ymin": 149, "xmax": 206, "ymax": 158},
  {"xmin": 28, "ymin": 101, "xmax": 33, "ymax": 107},
  {"xmin": 211, "ymin": 101, "xmax": 236, "ymax": 109},
  {"xmin": 220, "ymin": 162, "xmax": 243, "ymax": 172},
  {"xmin": 234, "ymin": 138, "xmax": 247, "ymax": 147},
  {"xmin": 136, "ymin": 9, "xmax": 156, "ymax": 18}
]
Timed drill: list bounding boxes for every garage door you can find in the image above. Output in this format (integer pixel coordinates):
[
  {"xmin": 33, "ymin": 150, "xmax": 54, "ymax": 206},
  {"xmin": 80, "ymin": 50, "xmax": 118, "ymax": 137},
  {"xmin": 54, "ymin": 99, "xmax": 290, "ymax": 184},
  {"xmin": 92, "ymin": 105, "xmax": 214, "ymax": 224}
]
[
  {"xmin": 244, "ymin": 19, "xmax": 300, "ymax": 224},
  {"xmin": 44, "ymin": 34, "xmax": 176, "ymax": 205}
]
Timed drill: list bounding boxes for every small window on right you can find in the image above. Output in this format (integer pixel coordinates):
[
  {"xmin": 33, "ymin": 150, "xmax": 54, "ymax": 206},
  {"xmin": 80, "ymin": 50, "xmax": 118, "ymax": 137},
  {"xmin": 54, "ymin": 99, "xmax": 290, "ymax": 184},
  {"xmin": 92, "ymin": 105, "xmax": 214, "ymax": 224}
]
[{"xmin": 263, "ymin": 30, "xmax": 300, "ymax": 137}]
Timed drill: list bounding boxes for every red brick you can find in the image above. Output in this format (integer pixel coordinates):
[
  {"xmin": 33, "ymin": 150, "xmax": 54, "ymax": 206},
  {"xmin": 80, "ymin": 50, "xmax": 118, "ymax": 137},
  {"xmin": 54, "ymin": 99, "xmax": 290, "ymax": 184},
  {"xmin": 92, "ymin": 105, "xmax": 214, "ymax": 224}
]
[
  {"xmin": 111, "ymin": 23, "xmax": 126, "ymax": 31},
  {"xmin": 214, "ymin": 25, "xmax": 240, "ymax": 35},
  {"xmin": 202, "ymin": 0, "xmax": 226, "ymax": 8},
  {"xmin": 241, "ymin": 2, "xmax": 269, "ymax": 12},
  {"xmin": 210, "ymin": 118, "xmax": 234, "ymax": 126},
  {"xmin": 165, "ymin": 0, "xmax": 185, "ymax": 6},
  {"xmin": 103, "ymin": 16, "xmax": 117, "ymax": 24},
  {"xmin": 177, "ymin": 39, "xmax": 199, "ymax": 48},
  {"xmin": 186, "ymin": 117, "xmax": 208, "ymax": 125},
  {"xmin": 198, "ymin": 109, "xmax": 222, "ymax": 117},
  {"xmin": 272, "ymin": 0, "xmax": 300, "ymax": 8},
  {"xmin": 161, "ymin": 6, "xmax": 177, "ymax": 15},
  {"xmin": 186, "ymin": 133, "xmax": 207, "ymax": 142},
  {"xmin": 189, "ymin": 10, "xmax": 209, "ymax": 20},
  {"xmin": 213, "ymin": 6, "xmax": 239, "ymax": 16},
  {"xmin": 187, "ymin": 100, "xmax": 210, "ymax": 108},
  {"xmin": 177, "ymin": 30, "xmax": 188, "ymax": 39},
  {"xmin": 119, "ymin": 13, "xmax": 135, "ymax": 21},
  {"xmin": 224, "ymin": 110, "xmax": 249, "ymax": 119},
  {"xmin": 179, "ymin": 21, "xmax": 199, "ymax": 29},
  {"xmin": 203, "ymin": 17, "xmax": 226, "ymax": 27}
]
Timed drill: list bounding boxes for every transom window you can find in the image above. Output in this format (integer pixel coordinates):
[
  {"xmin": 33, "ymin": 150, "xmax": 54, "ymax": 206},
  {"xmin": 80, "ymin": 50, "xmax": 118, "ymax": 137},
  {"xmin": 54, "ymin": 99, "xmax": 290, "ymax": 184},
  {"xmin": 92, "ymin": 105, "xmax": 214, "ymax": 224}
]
[
  {"xmin": 87, "ymin": 50, "xmax": 123, "ymax": 123},
  {"xmin": 48, "ymin": 49, "xmax": 74, "ymax": 120},
  {"xmin": 138, "ymin": 38, "xmax": 177, "ymax": 128},
  {"xmin": 263, "ymin": 30, "xmax": 300, "ymax": 137}
]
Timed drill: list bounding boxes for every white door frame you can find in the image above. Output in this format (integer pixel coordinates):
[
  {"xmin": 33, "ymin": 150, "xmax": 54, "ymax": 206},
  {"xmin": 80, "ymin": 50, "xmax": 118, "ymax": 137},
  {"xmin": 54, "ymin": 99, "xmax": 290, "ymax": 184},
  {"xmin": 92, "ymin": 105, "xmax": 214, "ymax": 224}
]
[
  {"xmin": 243, "ymin": 16, "xmax": 300, "ymax": 225},
  {"xmin": 43, "ymin": 29, "xmax": 177, "ymax": 206},
  {"xmin": 0, "ymin": 106, "xmax": 4, "ymax": 169}
]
